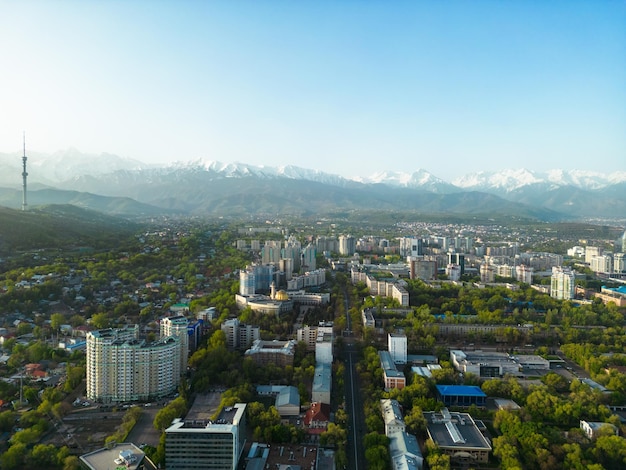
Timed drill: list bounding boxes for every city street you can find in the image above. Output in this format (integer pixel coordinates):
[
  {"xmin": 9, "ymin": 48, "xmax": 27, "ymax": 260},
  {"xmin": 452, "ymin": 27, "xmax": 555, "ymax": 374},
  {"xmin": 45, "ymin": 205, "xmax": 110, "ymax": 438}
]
[{"xmin": 343, "ymin": 342, "xmax": 366, "ymax": 470}]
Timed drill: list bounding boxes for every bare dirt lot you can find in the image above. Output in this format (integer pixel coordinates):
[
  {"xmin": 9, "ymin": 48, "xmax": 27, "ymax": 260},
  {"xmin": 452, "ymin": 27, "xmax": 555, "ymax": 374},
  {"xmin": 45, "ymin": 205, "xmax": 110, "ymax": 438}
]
[{"xmin": 41, "ymin": 407, "xmax": 125, "ymax": 453}]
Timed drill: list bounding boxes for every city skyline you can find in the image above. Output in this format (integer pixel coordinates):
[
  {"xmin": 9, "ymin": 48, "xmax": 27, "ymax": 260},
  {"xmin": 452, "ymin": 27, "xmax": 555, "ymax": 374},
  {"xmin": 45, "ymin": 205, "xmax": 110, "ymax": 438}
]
[{"xmin": 1, "ymin": 1, "xmax": 624, "ymax": 180}]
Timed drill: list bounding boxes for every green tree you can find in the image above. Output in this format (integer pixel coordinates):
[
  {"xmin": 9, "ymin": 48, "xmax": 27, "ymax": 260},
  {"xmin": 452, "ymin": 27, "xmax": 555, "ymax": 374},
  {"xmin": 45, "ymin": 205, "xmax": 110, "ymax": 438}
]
[
  {"xmin": 90, "ymin": 312, "xmax": 110, "ymax": 329},
  {"xmin": 1, "ymin": 442, "xmax": 27, "ymax": 470},
  {"xmin": 154, "ymin": 396, "xmax": 188, "ymax": 430}
]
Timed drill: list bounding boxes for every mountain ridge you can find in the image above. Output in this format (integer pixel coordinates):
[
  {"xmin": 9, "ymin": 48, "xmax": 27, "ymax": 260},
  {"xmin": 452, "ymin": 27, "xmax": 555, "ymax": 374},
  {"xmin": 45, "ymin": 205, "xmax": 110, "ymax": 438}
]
[{"xmin": 0, "ymin": 149, "xmax": 624, "ymax": 220}]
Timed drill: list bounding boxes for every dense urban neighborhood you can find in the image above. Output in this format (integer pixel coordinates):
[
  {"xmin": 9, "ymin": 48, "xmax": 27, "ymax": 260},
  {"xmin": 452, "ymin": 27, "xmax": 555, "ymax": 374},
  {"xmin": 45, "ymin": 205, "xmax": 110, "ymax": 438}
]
[{"xmin": 0, "ymin": 212, "xmax": 626, "ymax": 470}]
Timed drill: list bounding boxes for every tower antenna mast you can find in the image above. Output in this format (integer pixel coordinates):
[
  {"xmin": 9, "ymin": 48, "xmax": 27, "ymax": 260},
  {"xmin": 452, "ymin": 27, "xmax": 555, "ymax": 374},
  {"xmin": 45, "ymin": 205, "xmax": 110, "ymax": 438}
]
[{"xmin": 21, "ymin": 132, "xmax": 28, "ymax": 211}]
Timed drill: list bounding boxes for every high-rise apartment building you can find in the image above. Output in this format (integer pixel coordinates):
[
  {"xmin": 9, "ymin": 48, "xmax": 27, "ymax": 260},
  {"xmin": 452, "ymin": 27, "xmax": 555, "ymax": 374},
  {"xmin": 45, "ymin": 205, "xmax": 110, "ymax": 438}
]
[
  {"xmin": 550, "ymin": 266, "xmax": 576, "ymax": 300},
  {"xmin": 410, "ymin": 257, "xmax": 437, "ymax": 280},
  {"xmin": 590, "ymin": 254, "xmax": 613, "ymax": 274},
  {"xmin": 302, "ymin": 243, "xmax": 317, "ymax": 271},
  {"xmin": 161, "ymin": 316, "xmax": 190, "ymax": 374},
  {"xmin": 447, "ymin": 253, "xmax": 465, "ymax": 274},
  {"xmin": 480, "ymin": 263, "xmax": 495, "ymax": 283},
  {"xmin": 239, "ymin": 268, "xmax": 256, "ymax": 296},
  {"xmin": 515, "ymin": 264, "xmax": 534, "ymax": 284},
  {"xmin": 399, "ymin": 237, "xmax": 422, "ymax": 259},
  {"xmin": 165, "ymin": 403, "xmax": 247, "ymax": 470},
  {"xmin": 86, "ymin": 326, "xmax": 181, "ymax": 402},
  {"xmin": 614, "ymin": 253, "xmax": 625, "ymax": 274},
  {"xmin": 221, "ymin": 318, "xmax": 260, "ymax": 350},
  {"xmin": 261, "ymin": 240, "xmax": 281, "ymax": 265},
  {"xmin": 338, "ymin": 235, "xmax": 356, "ymax": 256},
  {"xmin": 585, "ymin": 246, "xmax": 602, "ymax": 264},
  {"xmin": 315, "ymin": 236, "xmax": 338, "ymax": 255},
  {"xmin": 282, "ymin": 236, "xmax": 302, "ymax": 272},
  {"xmin": 239, "ymin": 264, "xmax": 276, "ymax": 295}
]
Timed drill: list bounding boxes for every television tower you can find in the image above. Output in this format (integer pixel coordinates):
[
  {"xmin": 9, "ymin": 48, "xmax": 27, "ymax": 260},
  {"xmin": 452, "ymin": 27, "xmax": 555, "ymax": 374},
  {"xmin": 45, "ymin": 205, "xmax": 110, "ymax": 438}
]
[{"xmin": 21, "ymin": 133, "xmax": 28, "ymax": 211}]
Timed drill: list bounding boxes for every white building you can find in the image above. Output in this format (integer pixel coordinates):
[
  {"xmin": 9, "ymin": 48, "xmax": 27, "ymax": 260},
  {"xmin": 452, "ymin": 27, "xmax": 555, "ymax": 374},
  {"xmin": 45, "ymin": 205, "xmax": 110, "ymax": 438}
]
[
  {"xmin": 381, "ymin": 399, "xmax": 406, "ymax": 436},
  {"xmin": 515, "ymin": 264, "xmax": 533, "ymax": 284},
  {"xmin": 580, "ymin": 420, "xmax": 619, "ymax": 440},
  {"xmin": 315, "ymin": 329, "xmax": 334, "ymax": 365},
  {"xmin": 446, "ymin": 264, "xmax": 461, "ymax": 281},
  {"xmin": 86, "ymin": 326, "xmax": 181, "ymax": 402},
  {"xmin": 312, "ymin": 362, "xmax": 332, "ymax": 405},
  {"xmin": 160, "ymin": 315, "xmax": 189, "ymax": 373},
  {"xmin": 388, "ymin": 333, "xmax": 408, "ymax": 365},
  {"xmin": 338, "ymin": 235, "xmax": 356, "ymax": 256},
  {"xmin": 585, "ymin": 246, "xmax": 603, "ymax": 264},
  {"xmin": 590, "ymin": 254, "xmax": 613, "ymax": 274},
  {"xmin": 221, "ymin": 318, "xmax": 260, "ymax": 350},
  {"xmin": 550, "ymin": 266, "xmax": 576, "ymax": 300}
]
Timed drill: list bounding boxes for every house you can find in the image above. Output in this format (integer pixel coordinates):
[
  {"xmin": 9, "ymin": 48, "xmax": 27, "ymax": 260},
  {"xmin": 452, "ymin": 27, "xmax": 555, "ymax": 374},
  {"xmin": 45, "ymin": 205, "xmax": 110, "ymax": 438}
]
[
  {"xmin": 580, "ymin": 420, "xmax": 619, "ymax": 440},
  {"xmin": 304, "ymin": 402, "xmax": 331, "ymax": 434}
]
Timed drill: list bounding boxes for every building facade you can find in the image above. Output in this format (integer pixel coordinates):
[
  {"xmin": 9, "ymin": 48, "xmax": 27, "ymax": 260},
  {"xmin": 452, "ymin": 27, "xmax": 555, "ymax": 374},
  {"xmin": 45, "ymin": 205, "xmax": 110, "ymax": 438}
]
[
  {"xmin": 165, "ymin": 403, "xmax": 247, "ymax": 470},
  {"xmin": 550, "ymin": 266, "xmax": 576, "ymax": 300},
  {"xmin": 86, "ymin": 326, "xmax": 181, "ymax": 402},
  {"xmin": 161, "ymin": 315, "xmax": 189, "ymax": 373}
]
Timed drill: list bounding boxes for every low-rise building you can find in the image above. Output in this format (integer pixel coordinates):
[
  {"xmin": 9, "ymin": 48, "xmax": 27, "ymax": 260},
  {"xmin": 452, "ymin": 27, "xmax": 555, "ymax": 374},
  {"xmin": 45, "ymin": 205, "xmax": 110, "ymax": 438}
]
[
  {"xmin": 381, "ymin": 399, "xmax": 406, "ymax": 436},
  {"xmin": 450, "ymin": 349, "xmax": 548, "ymax": 378},
  {"xmin": 580, "ymin": 420, "xmax": 619, "ymax": 440},
  {"xmin": 423, "ymin": 408, "xmax": 492, "ymax": 464},
  {"xmin": 435, "ymin": 385, "xmax": 486, "ymax": 408},
  {"xmin": 244, "ymin": 339, "xmax": 297, "ymax": 367},
  {"xmin": 379, "ymin": 351, "xmax": 406, "ymax": 390},
  {"xmin": 256, "ymin": 385, "xmax": 300, "ymax": 417},
  {"xmin": 312, "ymin": 362, "xmax": 332, "ymax": 405},
  {"xmin": 304, "ymin": 401, "xmax": 331, "ymax": 434},
  {"xmin": 80, "ymin": 443, "xmax": 146, "ymax": 470}
]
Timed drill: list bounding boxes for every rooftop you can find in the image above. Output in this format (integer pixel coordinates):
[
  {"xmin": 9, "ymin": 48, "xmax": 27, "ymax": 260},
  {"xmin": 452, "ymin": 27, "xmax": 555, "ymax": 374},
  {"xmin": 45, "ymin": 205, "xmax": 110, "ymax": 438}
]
[
  {"xmin": 80, "ymin": 443, "xmax": 145, "ymax": 470},
  {"xmin": 436, "ymin": 385, "xmax": 487, "ymax": 398},
  {"xmin": 424, "ymin": 409, "xmax": 491, "ymax": 451}
]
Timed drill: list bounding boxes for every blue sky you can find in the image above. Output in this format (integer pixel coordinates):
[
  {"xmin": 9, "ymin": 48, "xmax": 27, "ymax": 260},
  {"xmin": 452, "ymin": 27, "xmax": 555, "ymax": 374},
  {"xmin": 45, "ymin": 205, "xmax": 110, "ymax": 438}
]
[{"xmin": 1, "ymin": 1, "xmax": 624, "ymax": 179}]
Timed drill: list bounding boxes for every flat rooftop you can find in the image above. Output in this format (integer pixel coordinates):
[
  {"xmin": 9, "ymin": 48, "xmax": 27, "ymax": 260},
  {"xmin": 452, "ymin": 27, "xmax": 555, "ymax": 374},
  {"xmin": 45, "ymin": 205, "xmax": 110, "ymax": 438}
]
[
  {"xmin": 424, "ymin": 410, "xmax": 491, "ymax": 451},
  {"xmin": 80, "ymin": 443, "xmax": 145, "ymax": 470}
]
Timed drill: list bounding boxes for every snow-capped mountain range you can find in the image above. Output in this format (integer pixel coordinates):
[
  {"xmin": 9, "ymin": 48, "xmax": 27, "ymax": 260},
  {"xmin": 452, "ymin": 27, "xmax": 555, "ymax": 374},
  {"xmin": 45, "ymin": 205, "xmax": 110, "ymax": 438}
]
[
  {"xmin": 0, "ymin": 149, "xmax": 625, "ymax": 219},
  {"xmin": 0, "ymin": 148, "xmax": 623, "ymax": 192}
]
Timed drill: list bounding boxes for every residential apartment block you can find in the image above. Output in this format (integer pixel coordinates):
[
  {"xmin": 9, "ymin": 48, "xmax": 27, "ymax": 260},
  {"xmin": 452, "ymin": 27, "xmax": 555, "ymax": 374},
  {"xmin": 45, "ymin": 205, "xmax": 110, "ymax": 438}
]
[
  {"xmin": 221, "ymin": 318, "xmax": 260, "ymax": 350},
  {"xmin": 160, "ymin": 315, "xmax": 189, "ymax": 373},
  {"xmin": 550, "ymin": 266, "xmax": 576, "ymax": 300},
  {"xmin": 86, "ymin": 326, "xmax": 181, "ymax": 402}
]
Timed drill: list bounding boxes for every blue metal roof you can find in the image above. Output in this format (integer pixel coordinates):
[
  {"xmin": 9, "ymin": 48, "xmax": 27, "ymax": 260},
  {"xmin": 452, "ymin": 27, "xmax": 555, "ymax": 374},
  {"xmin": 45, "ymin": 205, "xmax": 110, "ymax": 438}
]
[{"xmin": 436, "ymin": 385, "xmax": 486, "ymax": 397}]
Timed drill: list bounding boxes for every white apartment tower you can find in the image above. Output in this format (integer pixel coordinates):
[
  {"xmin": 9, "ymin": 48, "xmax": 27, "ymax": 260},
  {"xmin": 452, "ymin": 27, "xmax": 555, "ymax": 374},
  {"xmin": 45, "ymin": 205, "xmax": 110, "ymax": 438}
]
[
  {"xmin": 221, "ymin": 318, "xmax": 260, "ymax": 350},
  {"xmin": 399, "ymin": 237, "xmax": 421, "ymax": 259},
  {"xmin": 614, "ymin": 253, "xmax": 625, "ymax": 274},
  {"xmin": 585, "ymin": 246, "xmax": 602, "ymax": 264},
  {"xmin": 239, "ymin": 268, "xmax": 256, "ymax": 296},
  {"xmin": 388, "ymin": 333, "xmax": 407, "ymax": 364},
  {"xmin": 302, "ymin": 243, "xmax": 317, "ymax": 271},
  {"xmin": 86, "ymin": 326, "xmax": 181, "ymax": 402},
  {"xmin": 160, "ymin": 316, "xmax": 189, "ymax": 373},
  {"xmin": 480, "ymin": 263, "xmax": 495, "ymax": 283},
  {"xmin": 338, "ymin": 235, "xmax": 356, "ymax": 256},
  {"xmin": 261, "ymin": 240, "xmax": 282, "ymax": 265},
  {"xmin": 515, "ymin": 264, "xmax": 534, "ymax": 284},
  {"xmin": 550, "ymin": 266, "xmax": 576, "ymax": 300},
  {"xmin": 590, "ymin": 254, "xmax": 613, "ymax": 274}
]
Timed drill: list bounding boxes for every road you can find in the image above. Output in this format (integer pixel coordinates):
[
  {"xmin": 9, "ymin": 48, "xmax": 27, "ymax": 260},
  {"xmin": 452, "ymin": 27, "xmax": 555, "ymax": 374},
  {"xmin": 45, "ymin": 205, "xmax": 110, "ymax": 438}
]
[
  {"xmin": 339, "ymin": 283, "xmax": 366, "ymax": 470},
  {"xmin": 343, "ymin": 342, "xmax": 366, "ymax": 470}
]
